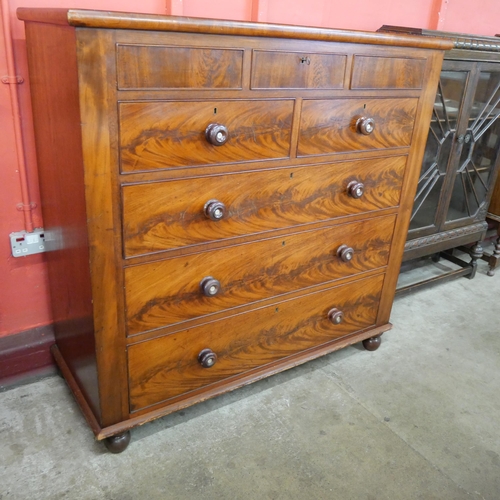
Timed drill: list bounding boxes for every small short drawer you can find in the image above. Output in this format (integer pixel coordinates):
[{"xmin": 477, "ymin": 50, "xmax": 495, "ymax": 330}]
[
  {"xmin": 251, "ymin": 50, "xmax": 346, "ymax": 89},
  {"xmin": 124, "ymin": 215, "xmax": 395, "ymax": 335},
  {"xmin": 122, "ymin": 155, "xmax": 406, "ymax": 256},
  {"xmin": 298, "ymin": 98, "xmax": 418, "ymax": 157},
  {"xmin": 116, "ymin": 44, "xmax": 244, "ymax": 90},
  {"xmin": 351, "ymin": 56, "xmax": 426, "ymax": 89},
  {"xmin": 128, "ymin": 273, "xmax": 384, "ymax": 411},
  {"xmin": 119, "ymin": 99, "xmax": 294, "ymax": 172}
]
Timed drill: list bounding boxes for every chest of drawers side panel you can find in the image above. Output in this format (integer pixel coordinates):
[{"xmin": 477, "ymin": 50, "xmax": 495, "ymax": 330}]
[
  {"xmin": 376, "ymin": 50, "xmax": 445, "ymax": 324},
  {"xmin": 22, "ymin": 22, "xmax": 101, "ymax": 422},
  {"xmin": 74, "ymin": 28, "xmax": 130, "ymax": 427}
]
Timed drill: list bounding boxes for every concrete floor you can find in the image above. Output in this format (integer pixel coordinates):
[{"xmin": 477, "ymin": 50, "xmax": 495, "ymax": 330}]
[{"xmin": 1, "ymin": 257, "xmax": 499, "ymax": 500}]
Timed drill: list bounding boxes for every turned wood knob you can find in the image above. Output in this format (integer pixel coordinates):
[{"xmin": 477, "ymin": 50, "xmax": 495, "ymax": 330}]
[
  {"xmin": 205, "ymin": 123, "xmax": 229, "ymax": 146},
  {"xmin": 337, "ymin": 244, "xmax": 354, "ymax": 262},
  {"xmin": 200, "ymin": 276, "xmax": 221, "ymax": 297},
  {"xmin": 204, "ymin": 199, "xmax": 226, "ymax": 221},
  {"xmin": 328, "ymin": 308, "xmax": 344, "ymax": 325},
  {"xmin": 198, "ymin": 348, "xmax": 217, "ymax": 368},
  {"xmin": 356, "ymin": 117, "xmax": 375, "ymax": 135},
  {"xmin": 347, "ymin": 180, "xmax": 365, "ymax": 199}
]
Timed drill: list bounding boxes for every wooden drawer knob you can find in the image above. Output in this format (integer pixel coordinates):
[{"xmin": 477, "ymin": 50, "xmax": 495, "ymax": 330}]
[
  {"xmin": 328, "ymin": 308, "xmax": 344, "ymax": 325},
  {"xmin": 337, "ymin": 244, "xmax": 354, "ymax": 262},
  {"xmin": 198, "ymin": 348, "xmax": 217, "ymax": 368},
  {"xmin": 356, "ymin": 117, "xmax": 375, "ymax": 135},
  {"xmin": 204, "ymin": 199, "xmax": 226, "ymax": 221},
  {"xmin": 347, "ymin": 181, "xmax": 365, "ymax": 199},
  {"xmin": 200, "ymin": 276, "xmax": 221, "ymax": 297},
  {"xmin": 205, "ymin": 123, "xmax": 229, "ymax": 146}
]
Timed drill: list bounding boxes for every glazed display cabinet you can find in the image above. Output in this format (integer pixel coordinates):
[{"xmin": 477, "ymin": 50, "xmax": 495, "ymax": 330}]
[{"xmin": 380, "ymin": 27, "xmax": 500, "ymax": 292}]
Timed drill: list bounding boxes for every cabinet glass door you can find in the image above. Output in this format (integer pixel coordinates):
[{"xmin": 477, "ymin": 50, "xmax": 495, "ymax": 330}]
[
  {"xmin": 409, "ymin": 69, "xmax": 469, "ymax": 233},
  {"xmin": 446, "ymin": 69, "xmax": 500, "ymax": 223}
]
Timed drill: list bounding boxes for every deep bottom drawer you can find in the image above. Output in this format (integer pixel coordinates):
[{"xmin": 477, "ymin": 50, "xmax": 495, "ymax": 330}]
[{"xmin": 128, "ymin": 273, "xmax": 384, "ymax": 411}]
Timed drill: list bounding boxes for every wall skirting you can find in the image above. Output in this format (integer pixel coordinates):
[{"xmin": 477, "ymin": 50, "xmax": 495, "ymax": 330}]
[{"xmin": 0, "ymin": 325, "xmax": 56, "ymax": 390}]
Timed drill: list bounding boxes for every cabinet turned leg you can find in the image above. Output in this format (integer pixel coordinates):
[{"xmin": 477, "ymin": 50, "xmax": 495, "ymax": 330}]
[
  {"xmin": 468, "ymin": 242, "xmax": 483, "ymax": 280},
  {"xmin": 104, "ymin": 431, "xmax": 131, "ymax": 454},
  {"xmin": 431, "ymin": 252, "xmax": 441, "ymax": 263},
  {"xmin": 487, "ymin": 236, "xmax": 500, "ymax": 277},
  {"xmin": 362, "ymin": 335, "xmax": 382, "ymax": 351}
]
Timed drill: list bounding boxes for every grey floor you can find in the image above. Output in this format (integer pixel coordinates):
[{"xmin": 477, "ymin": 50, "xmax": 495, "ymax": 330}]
[{"xmin": 1, "ymin": 256, "xmax": 499, "ymax": 500}]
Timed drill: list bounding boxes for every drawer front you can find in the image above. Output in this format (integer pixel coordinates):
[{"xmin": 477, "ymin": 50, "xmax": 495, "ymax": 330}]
[
  {"xmin": 119, "ymin": 100, "xmax": 294, "ymax": 172},
  {"xmin": 116, "ymin": 44, "xmax": 244, "ymax": 90},
  {"xmin": 351, "ymin": 56, "xmax": 426, "ymax": 90},
  {"xmin": 298, "ymin": 98, "xmax": 418, "ymax": 157},
  {"xmin": 251, "ymin": 50, "xmax": 346, "ymax": 89},
  {"xmin": 128, "ymin": 273, "xmax": 385, "ymax": 411},
  {"xmin": 125, "ymin": 215, "xmax": 395, "ymax": 335},
  {"xmin": 122, "ymin": 156, "xmax": 406, "ymax": 256}
]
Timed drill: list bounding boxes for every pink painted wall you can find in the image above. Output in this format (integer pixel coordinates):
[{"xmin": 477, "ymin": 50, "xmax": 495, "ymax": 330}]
[
  {"xmin": 1, "ymin": 0, "xmax": 166, "ymax": 337},
  {"xmin": 183, "ymin": 0, "xmax": 252, "ymax": 21},
  {"xmin": 1, "ymin": 2, "xmax": 48, "ymax": 336},
  {"xmin": 441, "ymin": 0, "xmax": 500, "ymax": 37},
  {"xmin": 266, "ymin": 0, "xmax": 437, "ymax": 31},
  {"xmin": 1, "ymin": 0, "xmax": 500, "ymax": 338}
]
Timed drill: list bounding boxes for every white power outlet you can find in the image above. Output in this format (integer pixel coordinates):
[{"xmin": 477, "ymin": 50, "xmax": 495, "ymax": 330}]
[{"xmin": 10, "ymin": 229, "xmax": 46, "ymax": 257}]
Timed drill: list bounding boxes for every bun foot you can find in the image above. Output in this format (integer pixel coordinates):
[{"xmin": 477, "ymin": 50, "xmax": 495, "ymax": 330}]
[
  {"xmin": 104, "ymin": 431, "xmax": 131, "ymax": 453},
  {"xmin": 487, "ymin": 268, "xmax": 495, "ymax": 277},
  {"xmin": 362, "ymin": 335, "xmax": 382, "ymax": 351}
]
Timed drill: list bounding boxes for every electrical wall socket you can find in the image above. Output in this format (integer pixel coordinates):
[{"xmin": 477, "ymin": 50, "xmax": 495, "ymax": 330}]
[{"xmin": 10, "ymin": 229, "xmax": 46, "ymax": 257}]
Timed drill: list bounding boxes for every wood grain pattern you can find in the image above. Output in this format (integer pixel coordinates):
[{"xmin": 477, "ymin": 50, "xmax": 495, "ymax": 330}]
[
  {"xmin": 251, "ymin": 50, "xmax": 346, "ymax": 89},
  {"xmin": 119, "ymin": 99, "xmax": 294, "ymax": 171},
  {"xmin": 122, "ymin": 156, "xmax": 406, "ymax": 256},
  {"xmin": 351, "ymin": 56, "xmax": 426, "ymax": 89},
  {"xmin": 76, "ymin": 29, "xmax": 130, "ymax": 426},
  {"xmin": 128, "ymin": 273, "xmax": 385, "ymax": 411},
  {"xmin": 117, "ymin": 45, "xmax": 244, "ymax": 90},
  {"xmin": 298, "ymin": 98, "xmax": 418, "ymax": 156},
  {"xmin": 125, "ymin": 215, "xmax": 395, "ymax": 335},
  {"xmin": 17, "ymin": 9, "xmax": 454, "ymax": 50},
  {"xmin": 23, "ymin": 22, "xmax": 101, "ymax": 421}
]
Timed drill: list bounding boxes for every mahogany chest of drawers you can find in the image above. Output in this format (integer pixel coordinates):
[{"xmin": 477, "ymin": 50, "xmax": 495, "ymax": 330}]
[{"xmin": 18, "ymin": 8, "xmax": 451, "ymax": 452}]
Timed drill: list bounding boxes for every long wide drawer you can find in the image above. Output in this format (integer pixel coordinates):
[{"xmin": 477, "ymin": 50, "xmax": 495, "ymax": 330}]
[
  {"xmin": 122, "ymin": 155, "xmax": 406, "ymax": 257},
  {"xmin": 119, "ymin": 99, "xmax": 294, "ymax": 172},
  {"xmin": 298, "ymin": 98, "xmax": 418, "ymax": 156},
  {"xmin": 124, "ymin": 215, "xmax": 395, "ymax": 335},
  {"xmin": 128, "ymin": 273, "xmax": 385, "ymax": 411}
]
